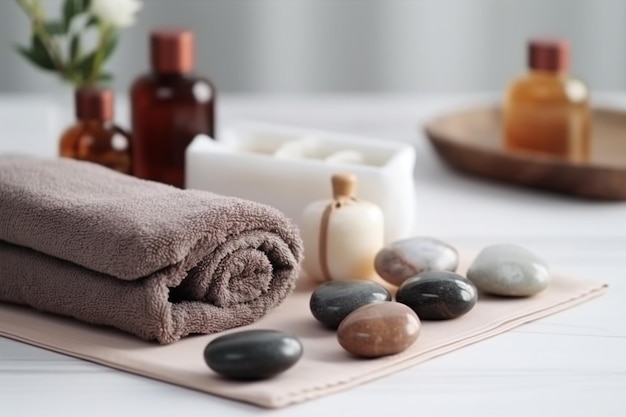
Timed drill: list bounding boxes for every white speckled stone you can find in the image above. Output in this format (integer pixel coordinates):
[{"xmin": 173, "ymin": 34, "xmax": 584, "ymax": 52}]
[
  {"xmin": 374, "ymin": 237, "xmax": 459, "ymax": 286},
  {"xmin": 467, "ymin": 244, "xmax": 550, "ymax": 297}
]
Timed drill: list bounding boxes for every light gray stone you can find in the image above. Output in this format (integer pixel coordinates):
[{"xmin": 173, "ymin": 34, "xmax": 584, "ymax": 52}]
[{"xmin": 467, "ymin": 244, "xmax": 550, "ymax": 297}]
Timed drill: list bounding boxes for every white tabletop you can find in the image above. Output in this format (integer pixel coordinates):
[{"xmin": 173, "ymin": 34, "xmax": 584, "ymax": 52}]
[{"xmin": 1, "ymin": 93, "xmax": 625, "ymax": 417}]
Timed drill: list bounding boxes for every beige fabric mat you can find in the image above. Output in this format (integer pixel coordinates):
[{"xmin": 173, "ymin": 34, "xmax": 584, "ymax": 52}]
[{"xmin": 0, "ymin": 265, "xmax": 606, "ymax": 408}]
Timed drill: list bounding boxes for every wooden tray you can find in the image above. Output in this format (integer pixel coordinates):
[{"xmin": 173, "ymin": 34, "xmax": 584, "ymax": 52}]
[{"xmin": 424, "ymin": 107, "xmax": 626, "ymax": 200}]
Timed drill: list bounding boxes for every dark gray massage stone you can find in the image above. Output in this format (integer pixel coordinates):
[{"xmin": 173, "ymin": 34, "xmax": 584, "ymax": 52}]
[
  {"xmin": 396, "ymin": 271, "xmax": 477, "ymax": 320},
  {"xmin": 309, "ymin": 280, "xmax": 392, "ymax": 329},
  {"xmin": 204, "ymin": 329, "xmax": 303, "ymax": 380}
]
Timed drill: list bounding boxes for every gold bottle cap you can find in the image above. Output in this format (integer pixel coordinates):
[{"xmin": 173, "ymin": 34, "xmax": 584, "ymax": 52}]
[{"xmin": 331, "ymin": 173, "xmax": 357, "ymax": 199}]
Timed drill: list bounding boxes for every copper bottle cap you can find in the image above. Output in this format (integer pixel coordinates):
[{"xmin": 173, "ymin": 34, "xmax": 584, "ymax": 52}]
[
  {"xmin": 528, "ymin": 38, "xmax": 570, "ymax": 72},
  {"xmin": 75, "ymin": 87, "xmax": 114, "ymax": 121},
  {"xmin": 151, "ymin": 29, "xmax": 195, "ymax": 74}
]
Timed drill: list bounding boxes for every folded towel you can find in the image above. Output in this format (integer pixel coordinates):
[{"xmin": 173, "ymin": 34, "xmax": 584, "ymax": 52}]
[{"xmin": 0, "ymin": 156, "xmax": 303, "ymax": 344}]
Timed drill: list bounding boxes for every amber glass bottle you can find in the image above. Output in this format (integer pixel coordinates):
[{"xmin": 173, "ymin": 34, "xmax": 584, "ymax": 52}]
[
  {"xmin": 60, "ymin": 88, "xmax": 131, "ymax": 174},
  {"xmin": 503, "ymin": 39, "xmax": 590, "ymax": 162},
  {"xmin": 130, "ymin": 29, "xmax": 216, "ymax": 188}
]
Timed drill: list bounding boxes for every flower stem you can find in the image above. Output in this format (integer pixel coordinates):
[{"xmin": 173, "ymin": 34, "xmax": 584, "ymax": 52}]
[{"xmin": 86, "ymin": 22, "xmax": 111, "ymax": 86}]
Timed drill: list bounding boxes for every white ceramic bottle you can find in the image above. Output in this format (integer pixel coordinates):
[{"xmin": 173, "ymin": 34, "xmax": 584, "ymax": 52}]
[{"xmin": 300, "ymin": 173, "xmax": 384, "ymax": 283}]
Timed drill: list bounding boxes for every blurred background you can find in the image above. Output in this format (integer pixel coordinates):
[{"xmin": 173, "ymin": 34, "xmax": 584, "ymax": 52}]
[{"xmin": 1, "ymin": 0, "xmax": 625, "ymax": 95}]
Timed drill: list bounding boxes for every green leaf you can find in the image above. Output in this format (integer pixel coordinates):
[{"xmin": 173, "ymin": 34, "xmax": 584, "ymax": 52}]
[
  {"xmin": 44, "ymin": 21, "xmax": 66, "ymax": 35},
  {"xmin": 63, "ymin": 0, "xmax": 76, "ymax": 29},
  {"xmin": 98, "ymin": 72, "xmax": 113, "ymax": 82},
  {"xmin": 63, "ymin": 0, "xmax": 90, "ymax": 30},
  {"xmin": 17, "ymin": 35, "xmax": 58, "ymax": 71},
  {"xmin": 15, "ymin": 45, "xmax": 40, "ymax": 66},
  {"xmin": 31, "ymin": 35, "xmax": 56, "ymax": 69},
  {"xmin": 76, "ymin": 0, "xmax": 90, "ymax": 14},
  {"xmin": 14, "ymin": 42, "xmax": 55, "ymax": 71},
  {"xmin": 69, "ymin": 34, "xmax": 80, "ymax": 63},
  {"xmin": 86, "ymin": 15, "xmax": 99, "ymax": 27},
  {"xmin": 77, "ymin": 50, "xmax": 97, "ymax": 79}
]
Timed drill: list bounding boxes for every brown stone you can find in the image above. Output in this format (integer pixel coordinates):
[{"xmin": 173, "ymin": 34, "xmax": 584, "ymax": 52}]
[{"xmin": 337, "ymin": 302, "xmax": 421, "ymax": 358}]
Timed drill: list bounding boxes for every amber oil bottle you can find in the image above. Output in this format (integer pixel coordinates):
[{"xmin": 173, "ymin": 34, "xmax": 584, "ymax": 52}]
[
  {"xmin": 130, "ymin": 29, "xmax": 216, "ymax": 188},
  {"xmin": 60, "ymin": 88, "xmax": 131, "ymax": 174},
  {"xmin": 503, "ymin": 39, "xmax": 590, "ymax": 162}
]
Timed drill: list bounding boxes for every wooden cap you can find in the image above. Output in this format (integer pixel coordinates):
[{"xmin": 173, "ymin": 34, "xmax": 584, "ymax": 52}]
[{"xmin": 331, "ymin": 173, "xmax": 357, "ymax": 199}]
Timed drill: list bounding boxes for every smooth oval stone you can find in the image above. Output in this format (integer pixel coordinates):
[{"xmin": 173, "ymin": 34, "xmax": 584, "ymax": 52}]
[
  {"xmin": 337, "ymin": 302, "xmax": 420, "ymax": 358},
  {"xmin": 396, "ymin": 271, "xmax": 477, "ymax": 320},
  {"xmin": 467, "ymin": 244, "xmax": 550, "ymax": 297},
  {"xmin": 310, "ymin": 280, "xmax": 392, "ymax": 328},
  {"xmin": 374, "ymin": 237, "xmax": 459, "ymax": 286},
  {"xmin": 204, "ymin": 329, "xmax": 303, "ymax": 380}
]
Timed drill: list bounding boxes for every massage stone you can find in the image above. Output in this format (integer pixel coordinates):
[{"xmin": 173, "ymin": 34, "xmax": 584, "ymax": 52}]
[
  {"xmin": 309, "ymin": 280, "xmax": 392, "ymax": 329},
  {"xmin": 337, "ymin": 302, "xmax": 421, "ymax": 358},
  {"xmin": 395, "ymin": 271, "xmax": 477, "ymax": 320},
  {"xmin": 467, "ymin": 244, "xmax": 551, "ymax": 297},
  {"xmin": 374, "ymin": 237, "xmax": 459, "ymax": 286},
  {"xmin": 203, "ymin": 330, "xmax": 303, "ymax": 380}
]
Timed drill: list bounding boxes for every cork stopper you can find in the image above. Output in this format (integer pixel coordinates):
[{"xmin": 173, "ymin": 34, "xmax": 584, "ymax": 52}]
[{"xmin": 331, "ymin": 173, "xmax": 357, "ymax": 199}]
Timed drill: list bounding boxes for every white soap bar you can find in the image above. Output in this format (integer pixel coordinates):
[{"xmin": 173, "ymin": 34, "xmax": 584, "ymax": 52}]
[
  {"xmin": 325, "ymin": 150, "xmax": 365, "ymax": 164},
  {"xmin": 185, "ymin": 122, "xmax": 417, "ymax": 244},
  {"xmin": 274, "ymin": 137, "xmax": 321, "ymax": 159}
]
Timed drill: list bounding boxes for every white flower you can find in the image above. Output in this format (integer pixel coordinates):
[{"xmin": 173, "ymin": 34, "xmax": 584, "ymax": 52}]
[{"xmin": 90, "ymin": 0, "xmax": 142, "ymax": 28}]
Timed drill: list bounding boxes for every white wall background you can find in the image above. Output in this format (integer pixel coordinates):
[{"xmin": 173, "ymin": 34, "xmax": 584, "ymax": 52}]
[{"xmin": 0, "ymin": 0, "xmax": 625, "ymax": 94}]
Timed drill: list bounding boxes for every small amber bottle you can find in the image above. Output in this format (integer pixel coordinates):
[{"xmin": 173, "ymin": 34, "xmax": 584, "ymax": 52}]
[
  {"xmin": 130, "ymin": 29, "xmax": 216, "ymax": 188},
  {"xmin": 503, "ymin": 39, "xmax": 590, "ymax": 162},
  {"xmin": 60, "ymin": 88, "xmax": 131, "ymax": 174}
]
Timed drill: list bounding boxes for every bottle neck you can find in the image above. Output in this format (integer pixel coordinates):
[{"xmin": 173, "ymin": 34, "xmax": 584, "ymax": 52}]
[
  {"xmin": 530, "ymin": 68, "xmax": 568, "ymax": 78},
  {"xmin": 76, "ymin": 117, "xmax": 114, "ymax": 127},
  {"xmin": 151, "ymin": 69, "xmax": 192, "ymax": 79}
]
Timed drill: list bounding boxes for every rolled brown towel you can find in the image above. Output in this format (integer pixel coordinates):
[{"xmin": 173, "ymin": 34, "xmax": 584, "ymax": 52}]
[{"xmin": 0, "ymin": 156, "xmax": 303, "ymax": 344}]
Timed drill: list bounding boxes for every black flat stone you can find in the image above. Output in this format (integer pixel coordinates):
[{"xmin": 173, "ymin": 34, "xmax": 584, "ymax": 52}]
[
  {"xmin": 309, "ymin": 280, "xmax": 392, "ymax": 329},
  {"xmin": 203, "ymin": 329, "xmax": 303, "ymax": 380},
  {"xmin": 395, "ymin": 271, "xmax": 477, "ymax": 320}
]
